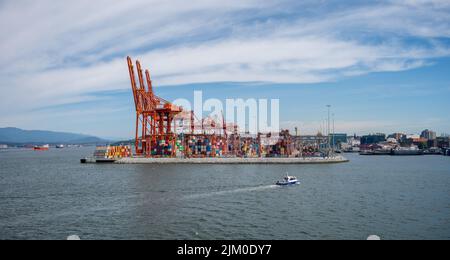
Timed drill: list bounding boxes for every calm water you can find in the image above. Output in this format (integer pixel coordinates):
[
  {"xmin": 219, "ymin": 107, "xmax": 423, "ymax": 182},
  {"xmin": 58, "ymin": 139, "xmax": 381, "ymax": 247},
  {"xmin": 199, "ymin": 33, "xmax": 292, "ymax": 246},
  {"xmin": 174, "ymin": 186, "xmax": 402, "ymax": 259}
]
[{"xmin": 0, "ymin": 147, "xmax": 449, "ymax": 240}]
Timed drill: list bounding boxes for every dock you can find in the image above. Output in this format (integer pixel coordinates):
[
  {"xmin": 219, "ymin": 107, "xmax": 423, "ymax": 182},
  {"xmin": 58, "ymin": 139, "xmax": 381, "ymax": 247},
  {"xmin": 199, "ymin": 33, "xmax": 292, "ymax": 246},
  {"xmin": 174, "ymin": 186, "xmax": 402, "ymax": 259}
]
[{"xmin": 82, "ymin": 156, "xmax": 349, "ymax": 164}]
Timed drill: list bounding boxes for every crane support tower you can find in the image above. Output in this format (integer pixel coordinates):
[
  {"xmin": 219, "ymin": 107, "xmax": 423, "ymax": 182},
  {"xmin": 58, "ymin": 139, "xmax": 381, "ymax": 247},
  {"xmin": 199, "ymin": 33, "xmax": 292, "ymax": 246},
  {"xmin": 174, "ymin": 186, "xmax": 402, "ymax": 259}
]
[{"xmin": 127, "ymin": 56, "xmax": 182, "ymax": 157}]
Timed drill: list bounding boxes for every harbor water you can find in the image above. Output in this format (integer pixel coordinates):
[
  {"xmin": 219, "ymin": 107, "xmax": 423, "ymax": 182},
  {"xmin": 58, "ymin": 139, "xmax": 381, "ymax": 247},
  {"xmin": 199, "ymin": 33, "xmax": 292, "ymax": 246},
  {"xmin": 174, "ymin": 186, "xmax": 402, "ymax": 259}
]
[{"xmin": 0, "ymin": 147, "xmax": 449, "ymax": 240}]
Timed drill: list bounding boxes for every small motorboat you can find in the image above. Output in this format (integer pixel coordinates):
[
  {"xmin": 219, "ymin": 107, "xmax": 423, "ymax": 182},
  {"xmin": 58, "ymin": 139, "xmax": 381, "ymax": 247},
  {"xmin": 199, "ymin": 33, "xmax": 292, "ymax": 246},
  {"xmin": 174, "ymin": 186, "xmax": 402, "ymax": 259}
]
[{"xmin": 276, "ymin": 174, "xmax": 300, "ymax": 186}]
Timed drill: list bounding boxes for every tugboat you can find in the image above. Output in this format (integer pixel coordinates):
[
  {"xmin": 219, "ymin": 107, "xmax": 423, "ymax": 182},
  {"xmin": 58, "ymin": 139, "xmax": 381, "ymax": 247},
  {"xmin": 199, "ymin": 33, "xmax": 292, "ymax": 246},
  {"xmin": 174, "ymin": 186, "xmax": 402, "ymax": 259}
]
[{"xmin": 276, "ymin": 174, "xmax": 300, "ymax": 186}]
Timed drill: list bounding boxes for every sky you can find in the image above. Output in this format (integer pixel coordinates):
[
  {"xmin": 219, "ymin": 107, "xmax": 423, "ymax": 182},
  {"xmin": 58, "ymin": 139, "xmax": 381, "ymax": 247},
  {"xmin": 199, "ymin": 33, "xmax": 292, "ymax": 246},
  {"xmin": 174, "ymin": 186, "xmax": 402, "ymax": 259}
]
[{"xmin": 0, "ymin": 0, "xmax": 449, "ymax": 139}]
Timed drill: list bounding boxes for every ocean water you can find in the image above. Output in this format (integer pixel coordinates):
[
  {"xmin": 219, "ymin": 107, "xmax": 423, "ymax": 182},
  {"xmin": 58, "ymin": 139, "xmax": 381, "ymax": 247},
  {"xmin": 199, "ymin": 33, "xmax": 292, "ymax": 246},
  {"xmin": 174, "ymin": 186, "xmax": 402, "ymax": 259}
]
[{"xmin": 0, "ymin": 147, "xmax": 449, "ymax": 240}]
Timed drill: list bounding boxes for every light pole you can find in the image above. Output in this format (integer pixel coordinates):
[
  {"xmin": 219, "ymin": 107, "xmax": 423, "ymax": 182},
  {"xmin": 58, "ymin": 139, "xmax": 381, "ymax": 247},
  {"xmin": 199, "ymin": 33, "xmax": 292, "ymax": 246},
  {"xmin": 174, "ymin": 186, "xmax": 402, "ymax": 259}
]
[
  {"xmin": 332, "ymin": 113, "xmax": 335, "ymax": 153},
  {"xmin": 327, "ymin": 105, "xmax": 331, "ymax": 155}
]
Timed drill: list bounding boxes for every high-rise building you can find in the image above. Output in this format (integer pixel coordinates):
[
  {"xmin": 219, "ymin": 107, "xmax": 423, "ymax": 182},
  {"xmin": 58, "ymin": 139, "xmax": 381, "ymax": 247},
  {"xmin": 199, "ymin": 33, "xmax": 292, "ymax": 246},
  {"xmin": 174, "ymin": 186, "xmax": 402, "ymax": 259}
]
[{"xmin": 421, "ymin": 129, "xmax": 437, "ymax": 140}]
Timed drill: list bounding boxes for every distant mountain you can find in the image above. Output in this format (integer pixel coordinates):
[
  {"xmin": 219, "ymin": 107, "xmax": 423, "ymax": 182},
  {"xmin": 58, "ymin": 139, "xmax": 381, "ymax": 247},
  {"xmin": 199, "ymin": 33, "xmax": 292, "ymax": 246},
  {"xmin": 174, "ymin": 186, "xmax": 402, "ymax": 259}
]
[{"xmin": 0, "ymin": 127, "xmax": 109, "ymax": 144}]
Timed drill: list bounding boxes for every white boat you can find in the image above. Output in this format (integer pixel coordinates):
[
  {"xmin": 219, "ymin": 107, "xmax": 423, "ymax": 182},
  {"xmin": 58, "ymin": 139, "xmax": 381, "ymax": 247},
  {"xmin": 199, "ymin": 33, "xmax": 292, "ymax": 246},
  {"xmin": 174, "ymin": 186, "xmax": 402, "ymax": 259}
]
[
  {"xmin": 392, "ymin": 146, "xmax": 423, "ymax": 156},
  {"xmin": 276, "ymin": 174, "xmax": 300, "ymax": 186}
]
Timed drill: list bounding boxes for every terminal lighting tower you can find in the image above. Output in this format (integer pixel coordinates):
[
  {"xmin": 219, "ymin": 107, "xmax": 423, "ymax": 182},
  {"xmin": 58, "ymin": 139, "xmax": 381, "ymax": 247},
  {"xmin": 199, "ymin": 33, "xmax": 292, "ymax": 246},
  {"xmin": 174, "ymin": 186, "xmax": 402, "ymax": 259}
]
[
  {"xmin": 332, "ymin": 113, "xmax": 335, "ymax": 152},
  {"xmin": 327, "ymin": 105, "xmax": 331, "ymax": 154}
]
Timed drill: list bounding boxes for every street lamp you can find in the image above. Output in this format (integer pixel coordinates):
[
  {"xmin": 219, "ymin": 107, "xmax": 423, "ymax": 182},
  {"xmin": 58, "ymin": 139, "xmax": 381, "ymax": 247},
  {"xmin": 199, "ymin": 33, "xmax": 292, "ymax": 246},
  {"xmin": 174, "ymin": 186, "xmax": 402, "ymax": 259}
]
[
  {"xmin": 327, "ymin": 105, "xmax": 331, "ymax": 154},
  {"xmin": 332, "ymin": 113, "xmax": 335, "ymax": 152}
]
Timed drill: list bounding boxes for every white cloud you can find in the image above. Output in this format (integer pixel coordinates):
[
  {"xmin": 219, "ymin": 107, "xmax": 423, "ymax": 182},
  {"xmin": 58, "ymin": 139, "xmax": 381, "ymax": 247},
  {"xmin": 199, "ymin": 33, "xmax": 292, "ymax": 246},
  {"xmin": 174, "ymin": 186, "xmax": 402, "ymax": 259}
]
[{"xmin": 0, "ymin": 0, "xmax": 449, "ymax": 133}]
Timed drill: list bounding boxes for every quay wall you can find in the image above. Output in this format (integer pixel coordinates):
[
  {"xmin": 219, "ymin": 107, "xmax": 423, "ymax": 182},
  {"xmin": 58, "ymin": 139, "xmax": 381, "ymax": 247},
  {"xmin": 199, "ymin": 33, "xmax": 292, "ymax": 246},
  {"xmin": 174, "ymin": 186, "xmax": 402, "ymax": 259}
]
[{"xmin": 114, "ymin": 156, "xmax": 349, "ymax": 164}]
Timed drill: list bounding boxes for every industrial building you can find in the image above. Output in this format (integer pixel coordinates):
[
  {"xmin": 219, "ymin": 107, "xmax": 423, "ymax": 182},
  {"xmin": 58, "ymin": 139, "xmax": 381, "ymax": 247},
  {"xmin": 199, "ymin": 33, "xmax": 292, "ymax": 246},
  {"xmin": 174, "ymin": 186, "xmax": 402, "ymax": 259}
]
[
  {"xmin": 329, "ymin": 133, "xmax": 348, "ymax": 149},
  {"xmin": 360, "ymin": 134, "xmax": 386, "ymax": 145}
]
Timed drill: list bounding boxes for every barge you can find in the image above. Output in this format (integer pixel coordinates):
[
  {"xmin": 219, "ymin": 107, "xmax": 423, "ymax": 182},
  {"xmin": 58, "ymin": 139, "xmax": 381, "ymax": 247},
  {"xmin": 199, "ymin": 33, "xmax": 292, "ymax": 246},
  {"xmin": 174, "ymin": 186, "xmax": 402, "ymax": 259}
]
[{"xmin": 391, "ymin": 147, "xmax": 423, "ymax": 156}]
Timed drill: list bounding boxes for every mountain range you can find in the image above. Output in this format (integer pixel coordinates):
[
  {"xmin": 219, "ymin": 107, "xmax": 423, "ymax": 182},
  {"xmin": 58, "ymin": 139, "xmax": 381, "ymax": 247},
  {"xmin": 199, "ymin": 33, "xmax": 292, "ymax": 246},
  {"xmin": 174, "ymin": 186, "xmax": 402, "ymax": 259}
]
[{"xmin": 0, "ymin": 127, "xmax": 108, "ymax": 145}]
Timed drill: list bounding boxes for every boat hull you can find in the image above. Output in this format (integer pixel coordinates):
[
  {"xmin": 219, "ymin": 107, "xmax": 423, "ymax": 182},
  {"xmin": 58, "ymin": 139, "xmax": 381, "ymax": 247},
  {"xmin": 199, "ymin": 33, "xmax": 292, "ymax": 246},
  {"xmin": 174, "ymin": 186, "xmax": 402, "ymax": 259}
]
[
  {"xmin": 391, "ymin": 150, "xmax": 423, "ymax": 156},
  {"xmin": 392, "ymin": 149, "xmax": 423, "ymax": 156},
  {"xmin": 95, "ymin": 159, "xmax": 116, "ymax": 163},
  {"xmin": 359, "ymin": 150, "xmax": 391, "ymax": 155},
  {"xmin": 276, "ymin": 181, "xmax": 300, "ymax": 186},
  {"xmin": 34, "ymin": 147, "xmax": 49, "ymax": 151}
]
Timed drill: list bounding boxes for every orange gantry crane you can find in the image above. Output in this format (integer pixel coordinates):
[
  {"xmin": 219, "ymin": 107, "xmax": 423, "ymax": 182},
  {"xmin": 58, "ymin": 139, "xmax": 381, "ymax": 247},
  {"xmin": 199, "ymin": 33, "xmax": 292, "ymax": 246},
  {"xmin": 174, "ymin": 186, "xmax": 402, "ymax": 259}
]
[{"xmin": 127, "ymin": 56, "xmax": 182, "ymax": 157}]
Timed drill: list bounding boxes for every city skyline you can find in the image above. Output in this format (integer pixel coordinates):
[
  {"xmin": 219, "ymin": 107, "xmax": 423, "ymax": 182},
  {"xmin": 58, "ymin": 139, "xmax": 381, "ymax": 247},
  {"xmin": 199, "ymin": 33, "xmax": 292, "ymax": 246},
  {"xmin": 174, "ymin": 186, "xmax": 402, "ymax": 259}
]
[{"xmin": 0, "ymin": 0, "xmax": 449, "ymax": 139}]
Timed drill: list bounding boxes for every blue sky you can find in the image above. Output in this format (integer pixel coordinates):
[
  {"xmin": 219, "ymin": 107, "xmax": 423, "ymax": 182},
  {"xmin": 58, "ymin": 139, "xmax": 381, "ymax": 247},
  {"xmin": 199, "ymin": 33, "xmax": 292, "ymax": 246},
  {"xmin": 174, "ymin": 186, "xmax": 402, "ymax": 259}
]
[{"xmin": 0, "ymin": 0, "xmax": 449, "ymax": 139}]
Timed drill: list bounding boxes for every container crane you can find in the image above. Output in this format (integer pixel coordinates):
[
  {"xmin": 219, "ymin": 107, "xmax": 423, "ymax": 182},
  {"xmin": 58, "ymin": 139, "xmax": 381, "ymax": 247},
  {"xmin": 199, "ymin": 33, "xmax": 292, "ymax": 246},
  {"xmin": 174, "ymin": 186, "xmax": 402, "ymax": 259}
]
[{"xmin": 127, "ymin": 56, "xmax": 182, "ymax": 157}]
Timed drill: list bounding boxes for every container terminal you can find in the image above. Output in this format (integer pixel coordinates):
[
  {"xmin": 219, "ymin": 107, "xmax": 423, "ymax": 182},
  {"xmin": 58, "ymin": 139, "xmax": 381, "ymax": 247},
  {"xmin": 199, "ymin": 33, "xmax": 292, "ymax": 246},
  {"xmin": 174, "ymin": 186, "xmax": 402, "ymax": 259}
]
[{"xmin": 81, "ymin": 57, "xmax": 348, "ymax": 164}]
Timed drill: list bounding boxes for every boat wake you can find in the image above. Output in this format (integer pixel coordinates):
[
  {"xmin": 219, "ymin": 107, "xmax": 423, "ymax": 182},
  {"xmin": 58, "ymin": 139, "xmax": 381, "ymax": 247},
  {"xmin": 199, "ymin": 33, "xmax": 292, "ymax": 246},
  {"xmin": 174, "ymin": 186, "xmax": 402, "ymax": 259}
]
[{"xmin": 183, "ymin": 185, "xmax": 278, "ymax": 200}]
